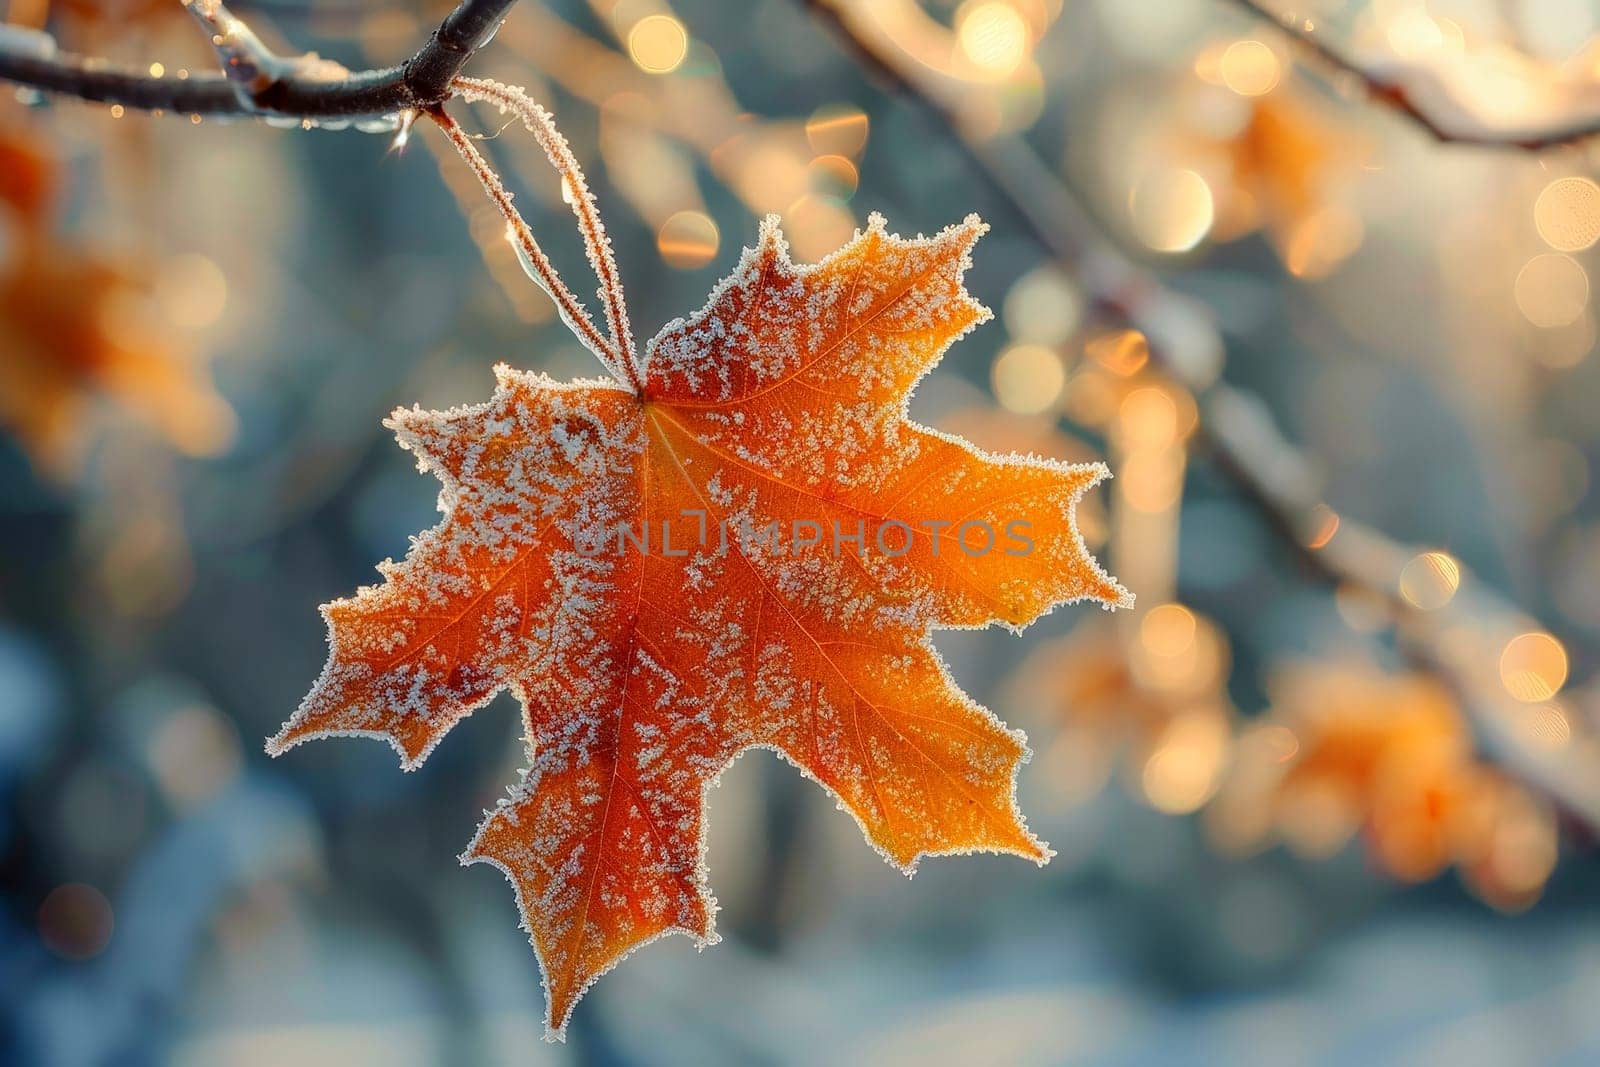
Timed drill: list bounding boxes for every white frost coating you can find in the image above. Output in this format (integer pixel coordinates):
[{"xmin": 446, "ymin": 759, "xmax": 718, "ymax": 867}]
[
  {"xmin": 273, "ymin": 215, "xmax": 1131, "ymax": 1040},
  {"xmin": 646, "ymin": 212, "xmax": 987, "ymax": 411},
  {"xmin": 265, "ymin": 367, "xmax": 641, "ymax": 772}
]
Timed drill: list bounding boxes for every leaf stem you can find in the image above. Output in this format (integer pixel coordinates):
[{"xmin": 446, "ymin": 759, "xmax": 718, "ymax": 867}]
[
  {"xmin": 428, "ymin": 107, "xmax": 636, "ymax": 389},
  {"xmin": 452, "ymin": 77, "xmax": 641, "ymax": 387}
]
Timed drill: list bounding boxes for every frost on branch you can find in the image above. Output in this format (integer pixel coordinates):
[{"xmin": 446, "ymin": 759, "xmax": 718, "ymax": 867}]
[
  {"xmin": 183, "ymin": 0, "xmax": 353, "ymax": 111},
  {"xmin": 269, "ymin": 214, "xmax": 1130, "ymax": 1038}
]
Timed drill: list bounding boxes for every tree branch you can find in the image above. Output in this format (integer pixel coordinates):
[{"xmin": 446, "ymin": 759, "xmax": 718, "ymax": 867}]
[
  {"xmin": 1225, "ymin": 0, "xmax": 1600, "ymax": 149},
  {"xmin": 797, "ymin": 0, "xmax": 1600, "ymax": 833},
  {"xmin": 0, "ymin": 0, "xmax": 518, "ymax": 118}
]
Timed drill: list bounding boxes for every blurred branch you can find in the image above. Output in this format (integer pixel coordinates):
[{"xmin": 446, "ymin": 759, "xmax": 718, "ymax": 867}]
[
  {"xmin": 1226, "ymin": 0, "xmax": 1600, "ymax": 148},
  {"xmin": 798, "ymin": 0, "xmax": 1600, "ymax": 833},
  {"xmin": 0, "ymin": 0, "xmax": 517, "ymax": 118},
  {"xmin": 1202, "ymin": 390, "xmax": 1600, "ymax": 837}
]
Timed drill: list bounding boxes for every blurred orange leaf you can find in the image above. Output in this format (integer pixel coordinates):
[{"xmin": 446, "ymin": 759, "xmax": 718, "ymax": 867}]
[
  {"xmin": 0, "ymin": 121, "xmax": 56, "ymax": 219},
  {"xmin": 1175, "ymin": 75, "xmax": 1369, "ymax": 274},
  {"xmin": 0, "ymin": 110, "xmax": 235, "ymax": 476},
  {"xmin": 1208, "ymin": 662, "xmax": 1558, "ymax": 910},
  {"xmin": 1007, "ymin": 609, "xmax": 1232, "ymax": 810}
]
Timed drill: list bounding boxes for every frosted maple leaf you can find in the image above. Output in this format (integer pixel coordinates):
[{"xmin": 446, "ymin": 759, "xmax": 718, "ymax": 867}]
[{"xmin": 268, "ymin": 84, "xmax": 1129, "ymax": 1038}]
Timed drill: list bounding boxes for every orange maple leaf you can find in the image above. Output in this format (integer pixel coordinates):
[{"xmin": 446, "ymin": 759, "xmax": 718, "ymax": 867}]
[{"xmin": 267, "ymin": 94, "xmax": 1127, "ymax": 1039}]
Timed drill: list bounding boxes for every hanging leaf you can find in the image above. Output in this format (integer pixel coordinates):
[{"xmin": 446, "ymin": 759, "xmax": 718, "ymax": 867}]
[{"xmin": 270, "ymin": 211, "xmax": 1129, "ymax": 1036}]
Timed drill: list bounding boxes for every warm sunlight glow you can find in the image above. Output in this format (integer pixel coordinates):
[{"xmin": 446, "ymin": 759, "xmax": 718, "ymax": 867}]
[
  {"xmin": 805, "ymin": 103, "xmax": 870, "ymax": 157},
  {"xmin": 1535, "ymin": 177, "xmax": 1600, "ymax": 253},
  {"xmin": 1131, "ymin": 169, "xmax": 1214, "ymax": 253},
  {"xmin": 1384, "ymin": 8, "xmax": 1444, "ymax": 58},
  {"xmin": 656, "ymin": 210, "xmax": 720, "ymax": 269},
  {"xmin": 628, "ymin": 15, "xmax": 689, "ymax": 75},
  {"xmin": 1306, "ymin": 505, "xmax": 1340, "ymax": 550},
  {"xmin": 1143, "ymin": 713, "xmax": 1228, "ymax": 814},
  {"xmin": 807, "ymin": 154, "xmax": 859, "ymax": 199},
  {"xmin": 1141, "ymin": 603, "xmax": 1197, "ymax": 658},
  {"xmin": 1086, "ymin": 329, "xmax": 1150, "ymax": 376},
  {"xmin": 1003, "ymin": 266, "xmax": 1081, "ymax": 345},
  {"xmin": 1219, "ymin": 40, "xmax": 1281, "ymax": 97},
  {"xmin": 992, "ymin": 343, "xmax": 1066, "ymax": 413},
  {"xmin": 1119, "ymin": 387, "xmax": 1180, "ymax": 450},
  {"xmin": 1283, "ymin": 205, "xmax": 1364, "ymax": 280},
  {"xmin": 1516, "ymin": 254, "xmax": 1589, "ymax": 328},
  {"xmin": 956, "ymin": 2, "xmax": 1030, "ymax": 77},
  {"xmin": 1500, "ymin": 632, "xmax": 1569, "ymax": 703},
  {"xmin": 1398, "ymin": 551, "xmax": 1461, "ymax": 611}
]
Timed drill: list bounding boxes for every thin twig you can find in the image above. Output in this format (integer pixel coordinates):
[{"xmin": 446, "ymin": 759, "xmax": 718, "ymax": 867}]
[
  {"xmin": 1225, "ymin": 0, "xmax": 1600, "ymax": 149},
  {"xmin": 0, "ymin": 0, "xmax": 518, "ymax": 118},
  {"xmin": 797, "ymin": 0, "xmax": 1600, "ymax": 832}
]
